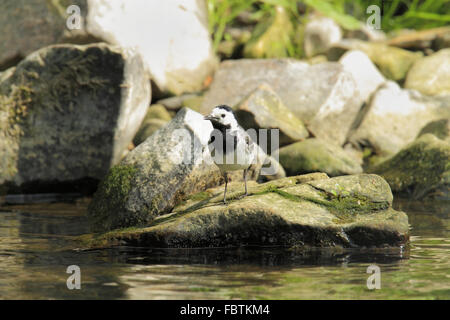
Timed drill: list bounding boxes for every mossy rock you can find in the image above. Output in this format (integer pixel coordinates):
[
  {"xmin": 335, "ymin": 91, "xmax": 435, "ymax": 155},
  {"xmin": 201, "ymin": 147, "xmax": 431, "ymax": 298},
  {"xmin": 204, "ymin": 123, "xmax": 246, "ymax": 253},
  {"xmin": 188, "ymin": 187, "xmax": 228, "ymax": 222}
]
[
  {"xmin": 277, "ymin": 138, "xmax": 362, "ymax": 177},
  {"xmin": 80, "ymin": 173, "xmax": 409, "ymax": 249},
  {"xmin": 370, "ymin": 134, "xmax": 450, "ymax": 199},
  {"xmin": 87, "ymin": 108, "xmax": 279, "ymax": 233},
  {"xmin": 87, "ymin": 164, "xmax": 141, "ymax": 232}
]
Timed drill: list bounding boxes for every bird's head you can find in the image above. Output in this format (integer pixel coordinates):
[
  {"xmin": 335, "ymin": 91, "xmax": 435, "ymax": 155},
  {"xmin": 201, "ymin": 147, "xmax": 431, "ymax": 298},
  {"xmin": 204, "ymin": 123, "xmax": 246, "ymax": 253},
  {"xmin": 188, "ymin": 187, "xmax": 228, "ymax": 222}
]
[{"xmin": 204, "ymin": 105, "xmax": 238, "ymax": 129}]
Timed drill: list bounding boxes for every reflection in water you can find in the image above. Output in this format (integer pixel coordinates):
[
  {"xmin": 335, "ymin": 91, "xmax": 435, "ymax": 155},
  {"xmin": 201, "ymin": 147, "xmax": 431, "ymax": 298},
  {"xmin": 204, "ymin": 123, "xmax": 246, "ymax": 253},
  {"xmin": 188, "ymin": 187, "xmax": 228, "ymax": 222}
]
[{"xmin": 0, "ymin": 198, "xmax": 448, "ymax": 299}]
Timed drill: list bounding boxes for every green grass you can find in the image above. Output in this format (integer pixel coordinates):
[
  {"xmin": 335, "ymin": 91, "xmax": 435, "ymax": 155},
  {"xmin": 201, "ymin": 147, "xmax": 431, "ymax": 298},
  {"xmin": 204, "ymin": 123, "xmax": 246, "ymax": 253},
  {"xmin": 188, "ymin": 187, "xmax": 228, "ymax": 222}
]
[{"xmin": 207, "ymin": 0, "xmax": 450, "ymax": 55}]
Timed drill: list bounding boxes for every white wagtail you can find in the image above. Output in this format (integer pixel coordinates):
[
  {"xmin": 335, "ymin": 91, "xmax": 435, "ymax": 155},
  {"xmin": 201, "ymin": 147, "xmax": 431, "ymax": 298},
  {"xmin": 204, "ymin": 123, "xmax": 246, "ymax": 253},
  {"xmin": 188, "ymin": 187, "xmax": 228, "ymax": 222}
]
[{"xmin": 204, "ymin": 105, "xmax": 257, "ymax": 204}]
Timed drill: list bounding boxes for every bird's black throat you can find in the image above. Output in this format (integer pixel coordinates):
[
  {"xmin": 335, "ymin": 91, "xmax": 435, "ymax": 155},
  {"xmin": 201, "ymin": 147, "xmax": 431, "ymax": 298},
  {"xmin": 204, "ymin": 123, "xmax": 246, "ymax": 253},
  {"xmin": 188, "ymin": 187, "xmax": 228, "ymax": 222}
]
[{"xmin": 209, "ymin": 120, "xmax": 231, "ymax": 133}]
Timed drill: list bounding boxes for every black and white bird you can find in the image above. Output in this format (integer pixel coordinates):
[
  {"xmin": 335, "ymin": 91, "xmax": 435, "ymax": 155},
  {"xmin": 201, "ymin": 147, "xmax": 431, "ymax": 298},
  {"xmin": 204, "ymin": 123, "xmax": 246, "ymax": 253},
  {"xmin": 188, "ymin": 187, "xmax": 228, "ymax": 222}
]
[{"xmin": 204, "ymin": 105, "xmax": 257, "ymax": 204}]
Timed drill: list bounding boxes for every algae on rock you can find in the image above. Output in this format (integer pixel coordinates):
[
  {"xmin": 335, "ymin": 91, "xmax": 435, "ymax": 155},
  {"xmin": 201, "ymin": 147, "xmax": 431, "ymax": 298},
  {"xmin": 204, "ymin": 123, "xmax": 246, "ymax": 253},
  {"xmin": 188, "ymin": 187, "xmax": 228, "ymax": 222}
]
[{"xmin": 82, "ymin": 174, "xmax": 409, "ymax": 249}]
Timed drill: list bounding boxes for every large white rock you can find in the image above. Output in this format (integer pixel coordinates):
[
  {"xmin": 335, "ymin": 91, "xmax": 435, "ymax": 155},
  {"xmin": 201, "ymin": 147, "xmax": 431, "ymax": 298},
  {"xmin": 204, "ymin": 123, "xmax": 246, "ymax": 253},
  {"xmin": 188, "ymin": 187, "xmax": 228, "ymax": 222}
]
[
  {"xmin": 339, "ymin": 50, "xmax": 385, "ymax": 102},
  {"xmin": 86, "ymin": 0, "xmax": 218, "ymax": 95}
]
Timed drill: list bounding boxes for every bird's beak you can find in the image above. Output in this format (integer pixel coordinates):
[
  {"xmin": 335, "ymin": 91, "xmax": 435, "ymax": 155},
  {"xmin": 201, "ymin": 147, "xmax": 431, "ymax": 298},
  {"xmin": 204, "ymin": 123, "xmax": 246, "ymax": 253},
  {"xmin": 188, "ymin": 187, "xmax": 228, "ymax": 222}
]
[{"xmin": 204, "ymin": 115, "xmax": 218, "ymax": 121}]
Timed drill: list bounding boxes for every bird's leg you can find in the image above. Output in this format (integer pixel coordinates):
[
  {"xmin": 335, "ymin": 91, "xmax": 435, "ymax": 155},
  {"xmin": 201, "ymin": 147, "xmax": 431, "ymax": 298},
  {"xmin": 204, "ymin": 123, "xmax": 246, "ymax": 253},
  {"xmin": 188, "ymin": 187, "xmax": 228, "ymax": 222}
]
[
  {"xmin": 243, "ymin": 168, "xmax": 248, "ymax": 196},
  {"xmin": 223, "ymin": 172, "xmax": 228, "ymax": 204},
  {"xmin": 237, "ymin": 168, "xmax": 248, "ymax": 200}
]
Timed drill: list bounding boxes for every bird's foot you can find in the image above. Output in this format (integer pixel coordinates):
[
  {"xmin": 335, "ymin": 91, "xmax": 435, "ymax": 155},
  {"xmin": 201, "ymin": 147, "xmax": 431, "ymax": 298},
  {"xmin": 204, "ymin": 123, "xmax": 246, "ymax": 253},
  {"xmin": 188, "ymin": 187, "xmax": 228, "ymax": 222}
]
[{"xmin": 236, "ymin": 193, "xmax": 248, "ymax": 200}]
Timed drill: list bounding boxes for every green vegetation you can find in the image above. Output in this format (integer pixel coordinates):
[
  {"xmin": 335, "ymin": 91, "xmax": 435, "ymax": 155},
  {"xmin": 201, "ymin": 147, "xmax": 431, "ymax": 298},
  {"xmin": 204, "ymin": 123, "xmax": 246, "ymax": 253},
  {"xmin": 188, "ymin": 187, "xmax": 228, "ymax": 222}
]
[
  {"xmin": 87, "ymin": 164, "xmax": 138, "ymax": 232},
  {"xmin": 207, "ymin": 0, "xmax": 450, "ymax": 56}
]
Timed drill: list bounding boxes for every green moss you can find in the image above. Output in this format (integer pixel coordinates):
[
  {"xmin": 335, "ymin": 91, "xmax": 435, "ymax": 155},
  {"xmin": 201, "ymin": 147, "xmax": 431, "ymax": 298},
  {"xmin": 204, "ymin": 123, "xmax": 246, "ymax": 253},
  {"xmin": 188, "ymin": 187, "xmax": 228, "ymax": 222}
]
[
  {"xmin": 188, "ymin": 191, "xmax": 212, "ymax": 202},
  {"xmin": 87, "ymin": 164, "xmax": 138, "ymax": 232},
  {"xmin": 371, "ymin": 134, "xmax": 450, "ymax": 199}
]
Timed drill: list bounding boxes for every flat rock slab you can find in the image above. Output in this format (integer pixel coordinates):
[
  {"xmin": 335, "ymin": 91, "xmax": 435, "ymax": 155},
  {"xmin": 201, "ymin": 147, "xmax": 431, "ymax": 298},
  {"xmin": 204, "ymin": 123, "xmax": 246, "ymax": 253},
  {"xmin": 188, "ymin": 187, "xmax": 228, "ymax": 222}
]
[{"xmin": 81, "ymin": 173, "xmax": 409, "ymax": 249}]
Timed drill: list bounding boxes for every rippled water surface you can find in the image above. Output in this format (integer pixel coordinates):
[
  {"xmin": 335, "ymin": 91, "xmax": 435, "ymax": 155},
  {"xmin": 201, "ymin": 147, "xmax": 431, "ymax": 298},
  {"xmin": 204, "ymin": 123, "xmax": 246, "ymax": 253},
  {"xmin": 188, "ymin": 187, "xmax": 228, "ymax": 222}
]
[{"xmin": 0, "ymin": 198, "xmax": 448, "ymax": 299}]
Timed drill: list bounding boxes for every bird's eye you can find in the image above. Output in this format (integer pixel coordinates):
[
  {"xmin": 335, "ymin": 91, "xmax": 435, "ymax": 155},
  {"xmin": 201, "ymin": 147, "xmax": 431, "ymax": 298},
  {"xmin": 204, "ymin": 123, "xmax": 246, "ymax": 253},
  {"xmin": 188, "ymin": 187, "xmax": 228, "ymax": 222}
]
[{"xmin": 221, "ymin": 114, "xmax": 225, "ymax": 118}]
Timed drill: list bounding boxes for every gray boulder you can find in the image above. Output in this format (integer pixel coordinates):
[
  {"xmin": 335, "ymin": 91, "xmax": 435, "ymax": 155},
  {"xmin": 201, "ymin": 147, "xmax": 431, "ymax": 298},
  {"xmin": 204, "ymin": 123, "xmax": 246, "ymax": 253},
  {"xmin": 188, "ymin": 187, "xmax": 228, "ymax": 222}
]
[
  {"xmin": 0, "ymin": 43, "xmax": 150, "ymax": 194},
  {"xmin": 276, "ymin": 138, "xmax": 363, "ymax": 177},
  {"xmin": 81, "ymin": 173, "xmax": 409, "ymax": 248},
  {"xmin": 349, "ymin": 81, "xmax": 450, "ymax": 159},
  {"xmin": 88, "ymin": 108, "xmax": 284, "ymax": 232},
  {"xmin": 201, "ymin": 59, "xmax": 363, "ymax": 146}
]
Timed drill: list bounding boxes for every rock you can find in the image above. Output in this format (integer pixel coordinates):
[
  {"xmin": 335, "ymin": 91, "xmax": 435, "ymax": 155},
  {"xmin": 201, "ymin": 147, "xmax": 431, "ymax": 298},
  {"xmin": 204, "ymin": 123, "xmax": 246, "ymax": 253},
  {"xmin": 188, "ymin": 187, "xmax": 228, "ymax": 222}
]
[
  {"xmin": 0, "ymin": 0, "xmax": 92, "ymax": 70},
  {"xmin": 243, "ymin": 6, "xmax": 294, "ymax": 59},
  {"xmin": 349, "ymin": 81, "xmax": 450, "ymax": 158},
  {"xmin": 133, "ymin": 119, "xmax": 168, "ymax": 146},
  {"xmin": 328, "ymin": 39, "xmax": 423, "ymax": 81},
  {"xmin": 339, "ymin": 50, "xmax": 385, "ymax": 102},
  {"xmin": 0, "ymin": 43, "xmax": 150, "ymax": 194},
  {"xmin": 87, "ymin": 108, "xmax": 283, "ymax": 232},
  {"xmin": 0, "ymin": 0, "xmax": 218, "ymax": 95},
  {"xmin": 86, "ymin": 0, "xmax": 218, "ymax": 95},
  {"xmin": 387, "ymin": 27, "xmax": 450, "ymax": 50},
  {"xmin": 304, "ymin": 16, "xmax": 342, "ymax": 58},
  {"xmin": 157, "ymin": 93, "xmax": 204, "ymax": 112},
  {"xmin": 370, "ymin": 134, "xmax": 450, "ymax": 199},
  {"xmin": 201, "ymin": 59, "xmax": 363, "ymax": 146},
  {"xmin": 404, "ymin": 49, "xmax": 450, "ymax": 96},
  {"xmin": 143, "ymin": 104, "xmax": 172, "ymax": 122},
  {"xmin": 417, "ymin": 119, "xmax": 450, "ymax": 143},
  {"xmin": 81, "ymin": 174, "xmax": 409, "ymax": 248},
  {"xmin": 234, "ymin": 84, "xmax": 309, "ymax": 147},
  {"xmin": 133, "ymin": 104, "xmax": 172, "ymax": 145},
  {"xmin": 217, "ymin": 27, "xmax": 252, "ymax": 59},
  {"xmin": 345, "ymin": 24, "xmax": 386, "ymax": 42},
  {"xmin": 276, "ymin": 138, "xmax": 363, "ymax": 177},
  {"xmin": 434, "ymin": 30, "xmax": 450, "ymax": 51}
]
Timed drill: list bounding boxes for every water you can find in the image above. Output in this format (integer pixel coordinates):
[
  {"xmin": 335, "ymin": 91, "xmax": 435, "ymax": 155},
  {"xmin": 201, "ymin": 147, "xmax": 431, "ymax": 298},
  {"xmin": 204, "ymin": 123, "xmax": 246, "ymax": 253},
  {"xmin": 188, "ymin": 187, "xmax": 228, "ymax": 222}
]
[{"xmin": 0, "ymin": 198, "xmax": 448, "ymax": 300}]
